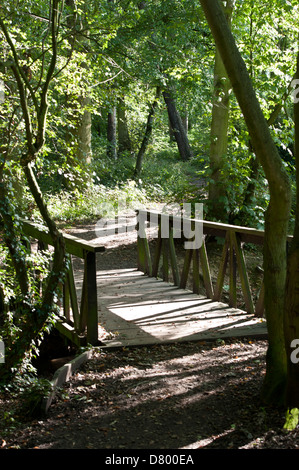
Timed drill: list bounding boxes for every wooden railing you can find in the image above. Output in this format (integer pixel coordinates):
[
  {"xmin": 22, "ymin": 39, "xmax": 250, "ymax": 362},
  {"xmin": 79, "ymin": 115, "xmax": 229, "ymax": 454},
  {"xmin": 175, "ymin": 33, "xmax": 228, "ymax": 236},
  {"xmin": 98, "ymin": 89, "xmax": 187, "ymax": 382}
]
[
  {"xmin": 19, "ymin": 211, "xmax": 290, "ymax": 346},
  {"xmin": 136, "ymin": 209, "xmax": 281, "ymax": 317},
  {"xmin": 21, "ymin": 220, "xmax": 105, "ymax": 346}
]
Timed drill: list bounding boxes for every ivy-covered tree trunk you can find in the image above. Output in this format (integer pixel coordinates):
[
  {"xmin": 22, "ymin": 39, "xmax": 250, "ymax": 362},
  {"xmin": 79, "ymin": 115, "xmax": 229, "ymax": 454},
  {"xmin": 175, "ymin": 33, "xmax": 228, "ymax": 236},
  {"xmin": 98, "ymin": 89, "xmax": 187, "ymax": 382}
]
[
  {"xmin": 208, "ymin": 0, "xmax": 234, "ymax": 221},
  {"xmin": 200, "ymin": 0, "xmax": 292, "ymax": 406}
]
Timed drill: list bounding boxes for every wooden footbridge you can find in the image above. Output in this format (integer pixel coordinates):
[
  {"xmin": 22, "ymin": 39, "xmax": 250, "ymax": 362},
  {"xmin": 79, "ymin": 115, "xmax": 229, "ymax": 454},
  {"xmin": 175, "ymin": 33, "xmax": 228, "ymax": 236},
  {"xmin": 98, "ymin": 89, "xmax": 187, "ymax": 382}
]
[{"xmin": 22, "ymin": 209, "xmax": 268, "ymax": 349}]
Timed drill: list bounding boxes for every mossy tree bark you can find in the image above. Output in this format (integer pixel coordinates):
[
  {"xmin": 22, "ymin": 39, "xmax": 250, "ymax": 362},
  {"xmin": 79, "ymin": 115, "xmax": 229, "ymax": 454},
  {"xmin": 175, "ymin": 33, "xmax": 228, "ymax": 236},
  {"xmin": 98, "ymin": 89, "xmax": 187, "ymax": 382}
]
[
  {"xmin": 208, "ymin": 0, "xmax": 234, "ymax": 221},
  {"xmin": 200, "ymin": 0, "xmax": 292, "ymax": 405},
  {"xmin": 284, "ymin": 49, "xmax": 299, "ymax": 409}
]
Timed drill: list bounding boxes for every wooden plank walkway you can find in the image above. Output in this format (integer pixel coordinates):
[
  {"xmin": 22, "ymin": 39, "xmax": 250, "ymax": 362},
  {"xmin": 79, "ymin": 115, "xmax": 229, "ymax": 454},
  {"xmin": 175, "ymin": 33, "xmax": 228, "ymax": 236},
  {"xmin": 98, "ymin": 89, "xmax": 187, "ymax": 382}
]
[{"xmin": 84, "ymin": 267, "xmax": 268, "ymax": 348}]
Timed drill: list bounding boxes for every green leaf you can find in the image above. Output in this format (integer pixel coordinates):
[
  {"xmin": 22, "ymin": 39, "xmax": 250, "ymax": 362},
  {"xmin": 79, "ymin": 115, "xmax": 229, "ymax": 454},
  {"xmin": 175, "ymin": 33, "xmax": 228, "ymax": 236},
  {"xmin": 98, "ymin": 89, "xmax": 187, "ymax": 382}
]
[{"xmin": 283, "ymin": 408, "xmax": 299, "ymax": 431}]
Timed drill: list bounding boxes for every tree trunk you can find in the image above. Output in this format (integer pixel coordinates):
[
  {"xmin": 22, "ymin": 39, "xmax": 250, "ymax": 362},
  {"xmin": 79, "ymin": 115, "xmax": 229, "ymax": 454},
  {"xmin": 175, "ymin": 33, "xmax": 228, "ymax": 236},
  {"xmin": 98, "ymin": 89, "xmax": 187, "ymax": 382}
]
[
  {"xmin": 200, "ymin": 0, "xmax": 292, "ymax": 405},
  {"xmin": 284, "ymin": 49, "xmax": 299, "ymax": 409},
  {"xmin": 208, "ymin": 0, "xmax": 234, "ymax": 221},
  {"xmin": 182, "ymin": 103, "xmax": 189, "ymax": 133},
  {"xmin": 168, "ymin": 115, "xmax": 175, "ymax": 142},
  {"xmin": 76, "ymin": 96, "xmax": 92, "ymax": 164},
  {"xmin": 163, "ymin": 89, "xmax": 193, "ymax": 161},
  {"xmin": 65, "ymin": 0, "xmax": 92, "ymax": 166},
  {"xmin": 117, "ymin": 97, "xmax": 132, "ymax": 155},
  {"xmin": 208, "ymin": 47, "xmax": 231, "ymax": 220},
  {"xmin": 134, "ymin": 87, "xmax": 161, "ymax": 177},
  {"xmin": 107, "ymin": 105, "xmax": 117, "ymax": 160}
]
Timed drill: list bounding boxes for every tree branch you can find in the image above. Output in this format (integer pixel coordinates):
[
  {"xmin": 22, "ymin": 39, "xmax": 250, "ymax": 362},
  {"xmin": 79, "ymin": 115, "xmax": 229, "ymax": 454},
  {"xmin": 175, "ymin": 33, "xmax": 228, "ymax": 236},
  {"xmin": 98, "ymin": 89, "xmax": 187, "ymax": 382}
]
[{"xmin": 0, "ymin": 16, "xmax": 39, "ymax": 112}]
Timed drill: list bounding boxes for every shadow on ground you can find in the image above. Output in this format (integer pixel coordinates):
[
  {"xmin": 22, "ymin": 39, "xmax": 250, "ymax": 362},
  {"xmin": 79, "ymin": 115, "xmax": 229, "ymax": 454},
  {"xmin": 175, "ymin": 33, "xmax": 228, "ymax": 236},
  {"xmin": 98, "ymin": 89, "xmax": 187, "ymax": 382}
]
[{"xmin": 3, "ymin": 339, "xmax": 292, "ymax": 450}]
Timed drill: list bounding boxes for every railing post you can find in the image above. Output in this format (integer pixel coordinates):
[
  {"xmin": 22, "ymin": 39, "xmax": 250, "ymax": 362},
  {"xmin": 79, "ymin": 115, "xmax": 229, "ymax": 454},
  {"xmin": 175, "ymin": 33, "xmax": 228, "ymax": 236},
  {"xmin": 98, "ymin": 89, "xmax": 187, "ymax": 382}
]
[
  {"xmin": 169, "ymin": 227, "xmax": 180, "ymax": 286},
  {"xmin": 213, "ymin": 232, "xmax": 230, "ymax": 301},
  {"xmin": 199, "ymin": 238, "xmax": 214, "ymax": 299},
  {"xmin": 255, "ymin": 281, "xmax": 265, "ymax": 317},
  {"xmin": 136, "ymin": 211, "xmax": 152, "ymax": 275},
  {"xmin": 132, "ymin": 210, "xmax": 270, "ymax": 318},
  {"xmin": 231, "ymin": 231, "xmax": 255, "ymax": 314},
  {"xmin": 192, "ymin": 248, "xmax": 200, "ymax": 294},
  {"xmin": 180, "ymin": 248, "xmax": 192, "ymax": 289},
  {"xmin": 162, "ymin": 237, "xmax": 169, "ymax": 281},
  {"xmin": 20, "ymin": 218, "xmax": 105, "ymax": 346},
  {"xmin": 65, "ymin": 257, "xmax": 80, "ymax": 331},
  {"xmin": 152, "ymin": 224, "xmax": 162, "ymax": 277},
  {"xmin": 229, "ymin": 231, "xmax": 237, "ymax": 308},
  {"xmin": 85, "ymin": 251, "xmax": 98, "ymax": 345}
]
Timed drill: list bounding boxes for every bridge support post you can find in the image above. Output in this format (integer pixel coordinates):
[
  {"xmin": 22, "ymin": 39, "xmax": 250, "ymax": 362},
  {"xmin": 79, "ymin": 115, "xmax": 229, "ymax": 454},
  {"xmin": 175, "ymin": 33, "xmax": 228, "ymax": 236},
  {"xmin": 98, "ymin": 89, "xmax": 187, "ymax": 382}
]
[{"xmin": 85, "ymin": 251, "xmax": 98, "ymax": 345}]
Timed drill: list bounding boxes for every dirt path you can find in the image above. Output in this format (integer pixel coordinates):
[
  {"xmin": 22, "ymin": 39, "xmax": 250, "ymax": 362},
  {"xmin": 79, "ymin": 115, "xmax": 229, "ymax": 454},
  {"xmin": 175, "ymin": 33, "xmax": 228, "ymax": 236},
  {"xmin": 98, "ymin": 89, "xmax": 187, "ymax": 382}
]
[{"xmin": 1, "ymin": 337, "xmax": 298, "ymax": 450}]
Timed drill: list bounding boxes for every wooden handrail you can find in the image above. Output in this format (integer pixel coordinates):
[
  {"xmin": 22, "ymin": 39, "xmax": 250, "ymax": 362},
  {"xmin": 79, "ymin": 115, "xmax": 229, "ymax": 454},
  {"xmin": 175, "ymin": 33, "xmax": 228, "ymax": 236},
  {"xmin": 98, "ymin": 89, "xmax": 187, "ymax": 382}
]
[
  {"xmin": 137, "ymin": 209, "xmax": 293, "ymax": 245},
  {"xmin": 21, "ymin": 211, "xmax": 284, "ymax": 345},
  {"xmin": 136, "ymin": 209, "xmax": 281, "ymax": 317},
  {"xmin": 21, "ymin": 219, "xmax": 105, "ymax": 256},
  {"xmin": 21, "ymin": 219, "xmax": 105, "ymax": 346}
]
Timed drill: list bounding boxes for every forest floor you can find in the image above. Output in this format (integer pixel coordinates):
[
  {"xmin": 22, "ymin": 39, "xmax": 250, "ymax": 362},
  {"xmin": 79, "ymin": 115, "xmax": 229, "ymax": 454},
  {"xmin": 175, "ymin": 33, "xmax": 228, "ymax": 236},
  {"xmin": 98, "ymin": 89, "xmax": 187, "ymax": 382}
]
[{"xmin": 1, "ymin": 221, "xmax": 299, "ymax": 451}]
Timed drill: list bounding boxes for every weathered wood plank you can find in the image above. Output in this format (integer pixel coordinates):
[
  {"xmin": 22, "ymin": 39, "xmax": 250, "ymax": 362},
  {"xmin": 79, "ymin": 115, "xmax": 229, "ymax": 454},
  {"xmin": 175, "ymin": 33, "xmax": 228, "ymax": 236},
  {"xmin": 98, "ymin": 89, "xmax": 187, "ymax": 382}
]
[
  {"xmin": 63, "ymin": 277, "xmax": 71, "ymax": 322},
  {"xmin": 213, "ymin": 233, "xmax": 230, "ymax": 301},
  {"xmin": 136, "ymin": 209, "xmax": 293, "ymax": 243},
  {"xmin": 66, "ymin": 258, "xmax": 81, "ymax": 331},
  {"xmin": 152, "ymin": 225, "xmax": 162, "ymax": 278},
  {"xmin": 85, "ymin": 251, "xmax": 98, "ymax": 345},
  {"xmin": 21, "ymin": 219, "xmax": 104, "ymax": 345},
  {"xmin": 255, "ymin": 282, "xmax": 265, "ymax": 317},
  {"xmin": 199, "ymin": 239, "xmax": 214, "ymax": 299},
  {"xmin": 21, "ymin": 219, "xmax": 105, "ymax": 257},
  {"xmin": 169, "ymin": 228, "xmax": 180, "ymax": 286},
  {"xmin": 229, "ymin": 231, "xmax": 237, "ymax": 308},
  {"xmin": 192, "ymin": 248, "xmax": 200, "ymax": 295},
  {"xmin": 136, "ymin": 209, "xmax": 269, "ymax": 316},
  {"xmin": 162, "ymin": 238, "xmax": 169, "ymax": 282},
  {"xmin": 137, "ymin": 218, "xmax": 152, "ymax": 275},
  {"xmin": 180, "ymin": 248, "xmax": 192, "ymax": 290},
  {"xmin": 55, "ymin": 321, "xmax": 87, "ymax": 347},
  {"xmin": 231, "ymin": 231, "xmax": 255, "ymax": 314},
  {"xmin": 94, "ymin": 268, "xmax": 267, "ymax": 348}
]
